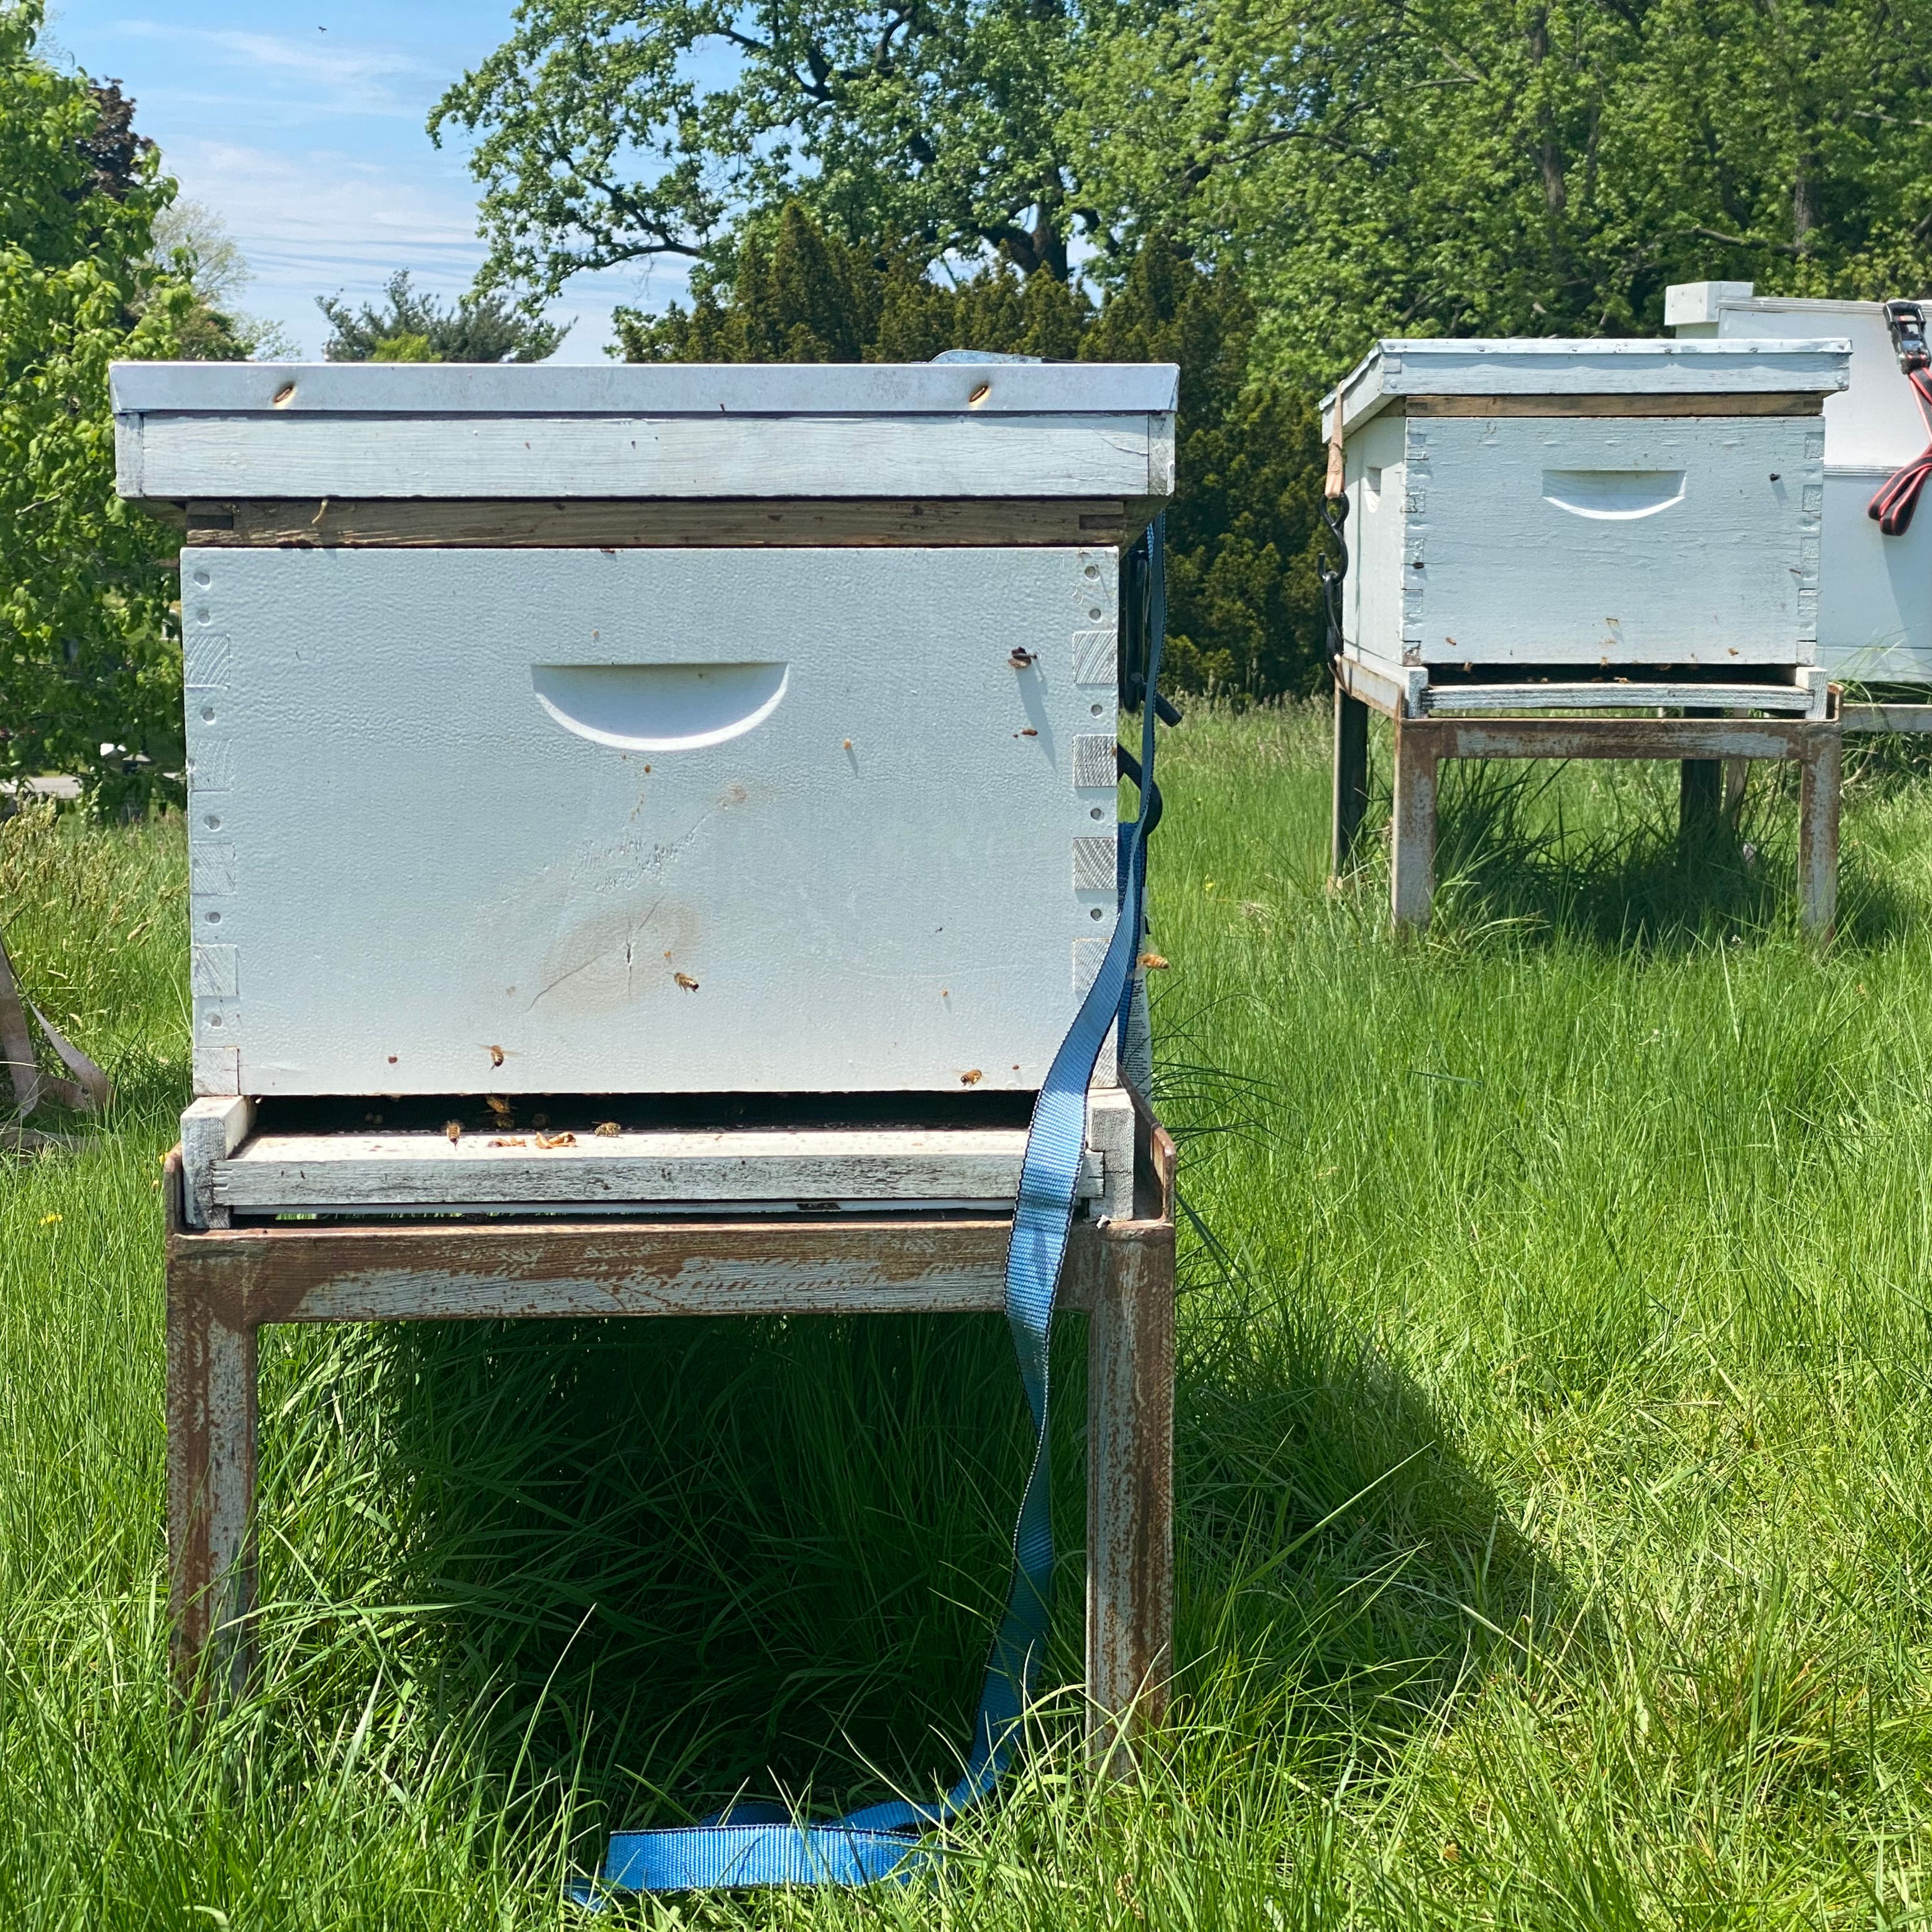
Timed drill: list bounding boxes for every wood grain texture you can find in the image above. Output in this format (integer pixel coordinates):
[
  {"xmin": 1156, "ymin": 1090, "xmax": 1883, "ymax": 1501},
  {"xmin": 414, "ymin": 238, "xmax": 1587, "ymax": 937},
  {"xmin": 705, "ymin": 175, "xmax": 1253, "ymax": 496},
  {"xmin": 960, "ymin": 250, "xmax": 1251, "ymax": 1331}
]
[
  {"xmin": 163, "ymin": 1199, "xmax": 1160, "ymax": 1323},
  {"xmin": 181, "ymin": 1095, "xmax": 254, "ymax": 1230},
  {"xmin": 1390, "ymin": 718, "xmax": 1437, "ymax": 932},
  {"xmin": 1085, "ymin": 1088, "xmax": 1136, "ymax": 1222},
  {"xmin": 1325, "ymin": 339, "xmax": 1850, "ymax": 439},
  {"xmin": 1798, "ymin": 728, "xmax": 1842, "ymax": 933},
  {"xmin": 1417, "ymin": 716, "xmax": 1840, "ymax": 761},
  {"xmin": 129, "ymin": 414, "xmax": 1165, "ymax": 503},
  {"xmin": 163, "ymin": 1137, "xmax": 1179, "ymax": 1762},
  {"xmin": 1359, "ymin": 714, "xmax": 1843, "ymax": 932},
  {"xmin": 1407, "ymin": 393, "xmax": 1825, "ymax": 419},
  {"xmin": 1341, "ymin": 413, "xmax": 1825, "ymax": 670},
  {"xmin": 180, "ymin": 497, "xmax": 1163, "ymax": 552},
  {"xmin": 1334, "ymin": 647, "xmax": 1428, "ymax": 719},
  {"xmin": 1085, "ymin": 1218, "xmax": 1175, "ymax": 1774},
  {"xmin": 1422, "ymin": 681, "xmax": 1816, "ymax": 716},
  {"xmin": 166, "ymin": 1163, "xmax": 257, "ymax": 1701},
  {"xmin": 212, "ymin": 1124, "xmax": 1109, "ymax": 1211}
]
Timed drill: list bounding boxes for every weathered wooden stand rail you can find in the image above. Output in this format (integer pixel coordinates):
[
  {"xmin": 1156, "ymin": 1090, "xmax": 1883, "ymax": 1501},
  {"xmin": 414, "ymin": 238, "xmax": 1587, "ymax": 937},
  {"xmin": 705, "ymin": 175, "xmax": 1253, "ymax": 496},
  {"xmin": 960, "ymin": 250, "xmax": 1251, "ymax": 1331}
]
[
  {"xmin": 1332, "ymin": 679, "xmax": 1844, "ymax": 933},
  {"xmin": 163, "ymin": 1107, "xmax": 1179, "ymax": 1772},
  {"xmin": 1841, "ymin": 702, "xmax": 1932, "ymax": 734}
]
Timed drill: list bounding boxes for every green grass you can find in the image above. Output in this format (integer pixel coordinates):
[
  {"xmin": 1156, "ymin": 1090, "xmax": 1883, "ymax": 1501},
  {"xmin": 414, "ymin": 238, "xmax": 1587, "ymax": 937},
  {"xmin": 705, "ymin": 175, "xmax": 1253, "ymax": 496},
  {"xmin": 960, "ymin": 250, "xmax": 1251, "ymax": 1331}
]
[{"xmin": 7, "ymin": 713, "xmax": 1932, "ymax": 1927}]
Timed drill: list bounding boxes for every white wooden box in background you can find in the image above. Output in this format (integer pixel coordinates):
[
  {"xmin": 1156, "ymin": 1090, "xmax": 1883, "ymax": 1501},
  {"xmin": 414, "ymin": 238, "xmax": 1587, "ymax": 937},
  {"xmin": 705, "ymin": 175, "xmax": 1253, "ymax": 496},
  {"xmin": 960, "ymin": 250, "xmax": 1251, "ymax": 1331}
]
[
  {"xmin": 1322, "ymin": 339, "xmax": 1850, "ymax": 679},
  {"xmin": 111, "ymin": 360, "xmax": 1178, "ymax": 1105},
  {"xmin": 1668, "ymin": 282, "xmax": 1932, "ymax": 682}
]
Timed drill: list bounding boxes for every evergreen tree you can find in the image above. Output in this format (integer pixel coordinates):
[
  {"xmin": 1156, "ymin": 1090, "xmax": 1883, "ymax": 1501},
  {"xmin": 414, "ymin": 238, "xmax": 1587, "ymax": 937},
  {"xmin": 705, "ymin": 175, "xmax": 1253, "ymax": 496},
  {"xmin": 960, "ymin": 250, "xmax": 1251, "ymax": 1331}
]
[
  {"xmin": 618, "ymin": 208, "xmax": 1328, "ymax": 696},
  {"xmin": 318, "ymin": 270, "xmax": 567, "ymax": 363}
]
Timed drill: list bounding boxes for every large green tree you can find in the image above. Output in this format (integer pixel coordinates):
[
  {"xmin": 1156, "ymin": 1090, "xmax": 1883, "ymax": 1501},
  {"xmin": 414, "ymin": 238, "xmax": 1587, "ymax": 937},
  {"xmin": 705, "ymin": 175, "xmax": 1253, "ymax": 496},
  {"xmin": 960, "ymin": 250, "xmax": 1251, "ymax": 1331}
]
[
  {"xmin": 1080, "ymin": 0, "xmax": 1932, "ymax": 384},
  {"xmin": 429, "ymin": 0, "xmax": 1108, "ymax": 292},
  {"xmin": 624, "ymin": 205, "xmax": 1327, "ymax": 692},
  {"xmin": 0, "ymin": 2, "xmax": 199, "ymax": 813}
]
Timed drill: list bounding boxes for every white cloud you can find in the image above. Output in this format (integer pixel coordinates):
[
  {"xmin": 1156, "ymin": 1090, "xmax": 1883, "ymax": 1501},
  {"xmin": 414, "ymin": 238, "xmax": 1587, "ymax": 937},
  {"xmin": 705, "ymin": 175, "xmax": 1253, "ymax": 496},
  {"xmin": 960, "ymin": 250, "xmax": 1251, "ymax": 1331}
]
[
  {"xmin": 168, "ymin": 137, "xmax": 479, "ymax": 252},
  {"xmin": 159, "ymin": 137, "xmax": 685, "ymax": 361},
  {"xmin": 112, "ymin": 19, "xmax": 434, "ymax": 115}
]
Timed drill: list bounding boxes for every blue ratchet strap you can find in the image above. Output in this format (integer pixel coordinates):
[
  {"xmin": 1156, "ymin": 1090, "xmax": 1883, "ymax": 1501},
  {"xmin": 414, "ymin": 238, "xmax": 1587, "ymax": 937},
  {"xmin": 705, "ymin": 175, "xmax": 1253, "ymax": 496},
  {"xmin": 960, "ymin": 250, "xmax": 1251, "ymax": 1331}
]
[{"xmin": 578, "ymin": 517, "xmax": 1169, "ymax": 1901}]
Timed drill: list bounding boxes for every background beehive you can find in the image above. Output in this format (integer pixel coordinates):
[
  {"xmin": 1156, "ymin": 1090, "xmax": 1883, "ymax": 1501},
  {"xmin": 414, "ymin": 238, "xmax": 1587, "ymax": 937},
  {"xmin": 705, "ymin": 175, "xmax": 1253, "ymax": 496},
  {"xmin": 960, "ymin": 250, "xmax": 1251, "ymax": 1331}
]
[
  {"xmin": 1323, "ymin": 339, "xmax": 1850, "ymax": 677},
  {"xmin": 1668, "ymin": 283, "xmax": 1932, "ymax": 683}
]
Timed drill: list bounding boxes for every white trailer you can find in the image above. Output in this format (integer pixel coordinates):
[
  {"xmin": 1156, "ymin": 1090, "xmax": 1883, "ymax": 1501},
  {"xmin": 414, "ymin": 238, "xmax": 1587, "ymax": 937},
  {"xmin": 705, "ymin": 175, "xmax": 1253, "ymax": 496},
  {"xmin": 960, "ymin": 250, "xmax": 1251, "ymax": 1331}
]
[{"xmin": 1667, "ymin": 281, "xmax": 1932, "ymax": 706}]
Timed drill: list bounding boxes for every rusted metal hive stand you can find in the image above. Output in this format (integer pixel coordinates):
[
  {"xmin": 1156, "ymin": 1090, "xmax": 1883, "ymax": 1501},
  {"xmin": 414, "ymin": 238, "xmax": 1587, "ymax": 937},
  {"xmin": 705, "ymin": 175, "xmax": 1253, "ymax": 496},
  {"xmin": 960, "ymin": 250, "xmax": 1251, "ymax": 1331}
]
[{"xmin": 163, "ymin": 1097, "xmax": 1177, "ymax": 1760}]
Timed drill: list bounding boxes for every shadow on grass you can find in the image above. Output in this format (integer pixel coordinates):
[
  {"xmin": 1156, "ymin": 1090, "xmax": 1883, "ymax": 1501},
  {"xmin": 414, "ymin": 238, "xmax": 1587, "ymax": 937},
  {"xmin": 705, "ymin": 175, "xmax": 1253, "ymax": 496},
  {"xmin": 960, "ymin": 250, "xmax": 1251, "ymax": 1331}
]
[
  {"xmin": 361, "ymin": 1310, "xmax": 1079, "ymax": 1827},
  {"xmin": 1344, "ymin": 759, "xmax": 1913, "ymax": 952},
  {"xmin": 1167, "ymin": 1230, "xmax": 1567, "ymax": 1781},
  {"xmin": 267, "ymin": 1181, "xmax": 1561, "ymax": 1842}
]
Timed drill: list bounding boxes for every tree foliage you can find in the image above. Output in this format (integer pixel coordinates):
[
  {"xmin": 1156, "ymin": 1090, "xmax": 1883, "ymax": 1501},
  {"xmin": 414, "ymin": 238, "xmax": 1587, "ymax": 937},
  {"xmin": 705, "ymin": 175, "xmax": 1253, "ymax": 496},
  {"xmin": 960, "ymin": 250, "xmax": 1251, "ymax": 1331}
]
[
  {"xmin": 429, "ymin": 0, "xmax": 1108, "ymax": 294},
  {"xmin": 152, "ymin": 198, "xmax": 296, "ymax": 360},
  {"xmin": 317, "ymin": 269, "xmax": 568, "ymax": 363},
  {"xmin": 622, "ymin": 205, "xmax": 1327, "ymax": 693},
  {"xmin": 1080, "ymin": 0, "xmax": 1932, "ymax": 384},
  {"xmin": 0, "ymin": 2, "xmax": 196, "ymax": 813}
]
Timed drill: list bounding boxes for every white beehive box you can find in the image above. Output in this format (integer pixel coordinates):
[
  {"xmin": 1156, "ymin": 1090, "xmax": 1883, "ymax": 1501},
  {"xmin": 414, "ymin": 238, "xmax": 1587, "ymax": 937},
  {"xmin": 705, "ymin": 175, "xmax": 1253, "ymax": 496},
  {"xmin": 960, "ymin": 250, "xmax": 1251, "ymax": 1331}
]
[
  {"xmin": 110, "ymin": 361, "xmax": 1177, "ymax": 1101},
  {"xmin": 1668, "ymin": 282, "xmax": 1932, "ymax": 681},
  {"xmin": 1321, "ymin": 339, "xmax": 1850, "ymax": 689}
]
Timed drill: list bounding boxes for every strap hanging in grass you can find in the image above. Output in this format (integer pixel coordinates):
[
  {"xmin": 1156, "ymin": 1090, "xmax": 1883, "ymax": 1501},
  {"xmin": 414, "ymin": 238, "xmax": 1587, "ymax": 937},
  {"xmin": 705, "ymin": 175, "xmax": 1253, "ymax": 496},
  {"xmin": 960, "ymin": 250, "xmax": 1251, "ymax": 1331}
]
[{"xmin": 575, "ymin": 516, "xmax": 1172, "ymax": 1901}]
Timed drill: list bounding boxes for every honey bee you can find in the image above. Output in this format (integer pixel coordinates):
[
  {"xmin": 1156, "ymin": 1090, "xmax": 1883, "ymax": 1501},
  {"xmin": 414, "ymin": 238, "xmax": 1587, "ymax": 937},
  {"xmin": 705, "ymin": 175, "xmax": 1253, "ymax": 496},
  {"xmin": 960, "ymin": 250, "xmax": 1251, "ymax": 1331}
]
[
  {"xmin": 960, "ymin": 1069, "xmax": 983, "ymax": 1086},
  {"xmin": 675, "ymin": 973, "xmax": 699, "ymax": 991}
]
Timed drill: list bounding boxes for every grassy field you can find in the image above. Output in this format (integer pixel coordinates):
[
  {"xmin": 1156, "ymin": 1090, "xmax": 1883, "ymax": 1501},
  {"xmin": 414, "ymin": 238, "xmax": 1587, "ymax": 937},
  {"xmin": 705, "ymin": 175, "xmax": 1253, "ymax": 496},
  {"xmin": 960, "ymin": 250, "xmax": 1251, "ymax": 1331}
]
[{"xmin": 6, "ymin": 706, "xmax": 1932, "ymax": 1926}]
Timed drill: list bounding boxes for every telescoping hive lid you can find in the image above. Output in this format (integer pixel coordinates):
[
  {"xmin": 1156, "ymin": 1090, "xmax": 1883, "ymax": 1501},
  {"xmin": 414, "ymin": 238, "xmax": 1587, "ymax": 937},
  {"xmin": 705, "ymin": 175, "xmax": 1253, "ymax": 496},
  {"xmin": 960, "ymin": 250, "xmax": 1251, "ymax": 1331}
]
[
  {"xmin": 1665, "ymin": 281, "xmax": 1929, "ymax": 470},
  {"xmin": 1322, "ymin": 338, "xmax": 1850, "ymax": 440},
  {"xmin": 108, "ymin": 359, "xmax": 1180, "ymax": 503}
]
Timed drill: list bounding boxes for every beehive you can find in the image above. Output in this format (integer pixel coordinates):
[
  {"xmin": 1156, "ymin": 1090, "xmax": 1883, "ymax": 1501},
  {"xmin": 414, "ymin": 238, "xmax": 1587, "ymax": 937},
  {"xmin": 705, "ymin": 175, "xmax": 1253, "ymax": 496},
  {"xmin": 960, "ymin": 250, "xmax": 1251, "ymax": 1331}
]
[
  {"xmin": 1322, "ymin": 339, "xmax": 1850, "ymax": 687},
  {"xmin": 110, "ymin": 361, "xmax": 1177, "ymax": 1102},
  {"xmin": 1668, "ymin": 282, "xmax": 1932, "ymax": 682}
]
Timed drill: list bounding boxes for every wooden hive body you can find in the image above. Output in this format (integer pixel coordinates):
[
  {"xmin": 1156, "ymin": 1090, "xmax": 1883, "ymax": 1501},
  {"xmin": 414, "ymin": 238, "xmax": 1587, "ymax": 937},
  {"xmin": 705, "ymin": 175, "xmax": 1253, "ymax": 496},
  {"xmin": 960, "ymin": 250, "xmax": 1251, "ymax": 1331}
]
[
  {"xmin": 1321, "ymin": 339, "xmax": 1850, "ymax": 688},
  {"xmin": 1668, "ymin": 282, "xmax": 1932, "ymax": 683},
  {"xmin": 111, "ymin": 361, "xmax": 1177, "ymax": 1105}
]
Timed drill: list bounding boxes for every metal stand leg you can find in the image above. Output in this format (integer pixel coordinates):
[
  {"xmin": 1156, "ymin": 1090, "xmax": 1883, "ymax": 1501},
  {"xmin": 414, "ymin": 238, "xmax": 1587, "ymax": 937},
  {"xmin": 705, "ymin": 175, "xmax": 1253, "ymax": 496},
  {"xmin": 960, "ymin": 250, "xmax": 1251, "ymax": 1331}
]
[
  {"xmin": 1332, "ymin": 686, "xmax": 1370, "ymax": 878},
  {"xmin": 1390, "ymin": 716, "xmax": 1437, "ymax": 932},
  {"xmin": 1085, "ymin": 1221, "xmax": 1175, "ymax": 1777},
  {"xmin": 168, "ymin": 1270, "xmax": 257, "ymax": 1700},
  {"xmin": 1680, "ymin": 707, "xmax": 1722, "ymax": 840},
  {"xmin": 1797, "ymin": 723, "xmax": 1842, "ymax": 934}
]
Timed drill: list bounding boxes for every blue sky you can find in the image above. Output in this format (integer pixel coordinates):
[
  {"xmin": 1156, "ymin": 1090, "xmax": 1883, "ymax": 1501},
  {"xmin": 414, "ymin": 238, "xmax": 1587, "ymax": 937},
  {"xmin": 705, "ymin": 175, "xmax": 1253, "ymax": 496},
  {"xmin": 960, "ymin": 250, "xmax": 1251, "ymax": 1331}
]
[{"xmin": 43, "ymin": 1, "xmax": 692, "ymax": 359}]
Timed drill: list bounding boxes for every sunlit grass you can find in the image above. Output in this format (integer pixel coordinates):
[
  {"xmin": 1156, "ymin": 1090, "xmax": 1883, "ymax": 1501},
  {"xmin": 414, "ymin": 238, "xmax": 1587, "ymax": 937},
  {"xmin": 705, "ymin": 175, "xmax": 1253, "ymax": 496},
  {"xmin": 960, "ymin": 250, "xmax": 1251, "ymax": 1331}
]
[{"xmin": 5, "ymin": 713, "xmax": 1932, "ymax": 1925}]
